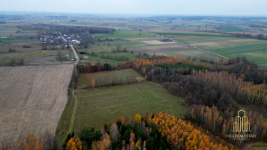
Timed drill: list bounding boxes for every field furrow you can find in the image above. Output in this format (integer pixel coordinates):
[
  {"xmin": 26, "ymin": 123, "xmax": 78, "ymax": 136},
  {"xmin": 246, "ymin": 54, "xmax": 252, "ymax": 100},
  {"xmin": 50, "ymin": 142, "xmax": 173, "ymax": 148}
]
[{"xmin": 0, "ymin": 64, "xmax": 74, "ymax": 142}]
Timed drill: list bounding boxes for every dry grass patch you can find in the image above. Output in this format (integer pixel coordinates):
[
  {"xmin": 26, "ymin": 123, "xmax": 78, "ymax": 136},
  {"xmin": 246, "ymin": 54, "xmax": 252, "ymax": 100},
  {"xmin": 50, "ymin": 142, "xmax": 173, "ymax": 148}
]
[
  {"xmin": 128, "ymin": 44, "xmax": 194, "ymax": 54},
  {"xmin": 191, "ymin": 39, "xmax": 258, "ymax": 46},
  {"xmin": 142, "ymin": 40, "xmax": 176, "ymax": 44}
]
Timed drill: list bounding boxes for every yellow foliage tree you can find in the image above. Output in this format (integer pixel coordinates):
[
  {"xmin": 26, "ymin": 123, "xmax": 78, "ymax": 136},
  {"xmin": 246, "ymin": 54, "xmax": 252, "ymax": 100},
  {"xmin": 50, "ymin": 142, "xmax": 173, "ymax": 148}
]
[{"xmin": 134, "ymin": 114, "xmax": 141, "ymax": 124}]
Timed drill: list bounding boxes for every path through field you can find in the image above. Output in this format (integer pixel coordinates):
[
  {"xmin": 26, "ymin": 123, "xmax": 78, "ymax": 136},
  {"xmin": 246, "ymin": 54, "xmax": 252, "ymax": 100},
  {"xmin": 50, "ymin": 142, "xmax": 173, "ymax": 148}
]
[{"xmin": 0, "ymin": 64, "xmax": 74, "ymax": 142}]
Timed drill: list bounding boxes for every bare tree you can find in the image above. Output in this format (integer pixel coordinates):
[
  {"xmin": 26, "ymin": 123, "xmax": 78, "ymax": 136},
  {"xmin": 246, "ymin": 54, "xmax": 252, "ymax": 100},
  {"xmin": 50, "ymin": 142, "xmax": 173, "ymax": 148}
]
[
  {"xmin": 57, "ymin": 49, "xmax": 63, "ymax": 62},
  {"xmin": 115, "ymin": 43, "xmax": 121, "ymax": 52}
]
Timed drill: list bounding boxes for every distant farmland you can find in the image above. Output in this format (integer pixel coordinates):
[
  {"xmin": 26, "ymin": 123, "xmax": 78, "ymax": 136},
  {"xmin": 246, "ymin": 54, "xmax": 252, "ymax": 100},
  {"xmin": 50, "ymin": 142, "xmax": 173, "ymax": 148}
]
[
  {"xmin": 92, "ymin": 30, "xmax": 155, "ymax": 39},
  {"xmin": 0, "ymin": 64, "xmax": 74, "ymax": 142},
  {"xmin": 220, "ymin": 25, "xmax": 247, "ymax": 32}
]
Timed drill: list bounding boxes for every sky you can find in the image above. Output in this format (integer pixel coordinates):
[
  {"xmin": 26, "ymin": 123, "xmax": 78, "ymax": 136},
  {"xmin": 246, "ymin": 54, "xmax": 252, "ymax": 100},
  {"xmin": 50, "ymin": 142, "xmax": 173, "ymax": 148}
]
[{"xmin": 0, "ymin": 0, "xmax": 267, "ymax": 16}]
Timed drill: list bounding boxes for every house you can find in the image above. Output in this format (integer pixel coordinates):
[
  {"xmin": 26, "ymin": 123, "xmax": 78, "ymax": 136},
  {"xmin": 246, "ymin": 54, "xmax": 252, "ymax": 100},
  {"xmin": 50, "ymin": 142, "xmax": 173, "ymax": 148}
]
[{"xmin": 83, "ymin": 56, "xmax": 89, "ymax": 59}]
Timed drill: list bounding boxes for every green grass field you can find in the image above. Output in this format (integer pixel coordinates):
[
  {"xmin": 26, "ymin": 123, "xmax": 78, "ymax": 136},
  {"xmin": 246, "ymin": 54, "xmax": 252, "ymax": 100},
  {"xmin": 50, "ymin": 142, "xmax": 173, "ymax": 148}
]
[
  {"xmin": 220, "ymin": 26, "xmax": 247, "ymax": 32},
  {"xmin": 80, "ymin": 56, "xmax": 125, "ymax": 65},
  {"xmin": 196, "ymin": 41, "xmax": 267, "ymax": 68},
  {"xmin": 171, "ymin": 35, "xmax": 243, "ymax": 44},
  {"xmin": 92, "ymin": 30, "xmax": 155, "ymax": 39},
  {"xmin": 97, "ymin": 52, "xmax": 139, "ymax": 59},
  {"xmin": 152, "ymin": 49, "xmax": 222, "ymax": 62},
  {"xmin": 58, "ymin": 81, "xmax": 186, "ymax": 134},
  {"xmin": 152, "ymin": 31, "xmax": 227, "ymax": 37},
  {"xmin": 78, "ymin": 69, "xmax": 144, "ymax": 88},
  {"xmin": 0, "ymin": 37, "xmax": 40, "ymax": 44},
  {"xmin": 76, "ymin": 41, "xmax": 179, "ymax": 54}
]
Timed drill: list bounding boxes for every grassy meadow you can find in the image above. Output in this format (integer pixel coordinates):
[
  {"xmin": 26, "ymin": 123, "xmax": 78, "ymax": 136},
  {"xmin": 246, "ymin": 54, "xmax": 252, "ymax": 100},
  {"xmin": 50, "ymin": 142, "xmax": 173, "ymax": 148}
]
[
  {"xmin": 170, "ymin": 35, "xmax": 246, "ymax": 44},
  {"xmin": 220, "ymin": 25, "xmax": 247, "ymax": 32},
  {"xmin": 58, "ymin": 79, "xmax": 186, "ymax": 136},
  {"xmin": 78, "ymin": 69, "xmax": 143, "ymax": 88},
  {"xmin": 92, "ymin": 30, "xmax": 155, "ymax": 39}
]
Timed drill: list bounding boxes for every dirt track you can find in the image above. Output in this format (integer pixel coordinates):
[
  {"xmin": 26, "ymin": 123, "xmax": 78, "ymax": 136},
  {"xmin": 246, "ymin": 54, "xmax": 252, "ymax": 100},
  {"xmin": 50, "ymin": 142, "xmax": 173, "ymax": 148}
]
[
  {"xmin": 0, "ymin": 64, "xmax": 74, "ymax": 142},
  {"xmin": 128, "ymin": 44, "xmax": 194, "ymax": 53}
]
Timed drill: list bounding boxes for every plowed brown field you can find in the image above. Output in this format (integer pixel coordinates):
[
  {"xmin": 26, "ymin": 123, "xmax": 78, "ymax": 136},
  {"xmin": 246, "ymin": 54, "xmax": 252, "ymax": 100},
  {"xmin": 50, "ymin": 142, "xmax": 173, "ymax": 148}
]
[{"xmin": 0, "ymin": 64, "xmax": 74, "ymax": 142}]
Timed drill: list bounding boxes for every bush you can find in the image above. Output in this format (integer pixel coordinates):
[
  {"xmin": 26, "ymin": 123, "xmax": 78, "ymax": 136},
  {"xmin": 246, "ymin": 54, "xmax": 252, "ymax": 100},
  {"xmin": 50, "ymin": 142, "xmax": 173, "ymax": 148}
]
[
  {"xmin": 8, "ymin": 48, "xmax": 16, "ymax": 53},
  {"xmin": 22, "ymin": 45, "xmax": 32, "ymax": 48},
  {"xmin": 79, "ymin": 51, "xmax": 87, "ymax": 54}
]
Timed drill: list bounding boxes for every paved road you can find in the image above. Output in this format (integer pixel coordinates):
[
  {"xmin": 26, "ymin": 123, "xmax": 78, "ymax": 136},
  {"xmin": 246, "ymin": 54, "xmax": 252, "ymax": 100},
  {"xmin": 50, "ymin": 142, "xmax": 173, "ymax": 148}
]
[{"xmin": 60, "ymin": 34, "xmax": 80, "ymax": 66}]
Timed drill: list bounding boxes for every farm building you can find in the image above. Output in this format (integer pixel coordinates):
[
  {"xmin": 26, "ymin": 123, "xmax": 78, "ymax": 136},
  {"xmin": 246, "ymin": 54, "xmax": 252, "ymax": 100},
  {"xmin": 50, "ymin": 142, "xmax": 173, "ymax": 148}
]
[{"xmin": 83, "ymin": 56, "xmax": 89, "ymax": 59}]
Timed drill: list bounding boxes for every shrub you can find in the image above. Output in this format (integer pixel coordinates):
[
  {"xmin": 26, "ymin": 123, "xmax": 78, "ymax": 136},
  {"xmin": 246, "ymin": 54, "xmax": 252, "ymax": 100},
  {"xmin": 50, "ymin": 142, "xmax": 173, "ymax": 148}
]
[
  {"xmin": 22, "ymin": 45, "xmax": 32, "ymax": 48},
  {"xmin": 8, "ymin": 48, "xmax": 16, "ymax": 53}
]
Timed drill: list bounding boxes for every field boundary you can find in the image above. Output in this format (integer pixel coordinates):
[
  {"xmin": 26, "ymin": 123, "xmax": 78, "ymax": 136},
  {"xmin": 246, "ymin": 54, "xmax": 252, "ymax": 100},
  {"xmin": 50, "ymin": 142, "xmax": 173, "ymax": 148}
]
[{"xmin": 63, "ymin": 90, "xmax": 78, "ymax": 142}]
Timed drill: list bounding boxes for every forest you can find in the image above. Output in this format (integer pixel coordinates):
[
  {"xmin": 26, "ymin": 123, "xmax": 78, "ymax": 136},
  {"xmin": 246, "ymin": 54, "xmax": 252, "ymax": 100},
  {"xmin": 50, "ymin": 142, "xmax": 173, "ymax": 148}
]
[
  {"xmin": 18, "ymin": 24, "xmax": 116, "ymax": 34},
  {"xmin": 64, "ymin": 112, "xmax": 236, "ymax": 150}
]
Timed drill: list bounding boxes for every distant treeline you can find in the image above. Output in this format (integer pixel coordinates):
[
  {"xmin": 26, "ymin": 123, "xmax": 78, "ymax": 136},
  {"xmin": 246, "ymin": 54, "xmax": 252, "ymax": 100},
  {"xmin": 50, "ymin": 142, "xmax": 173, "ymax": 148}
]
[
  {"xmin": 18, "ymin": 24, "xmax": 116, "ymax": 34},
  {"xmin": 87, "ymin": 75, "xmax": 138, "ymax": 88}
]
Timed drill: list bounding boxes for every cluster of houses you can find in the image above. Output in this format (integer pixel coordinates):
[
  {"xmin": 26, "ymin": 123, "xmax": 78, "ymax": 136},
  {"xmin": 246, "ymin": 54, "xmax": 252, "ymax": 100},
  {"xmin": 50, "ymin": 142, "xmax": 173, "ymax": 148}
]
[
  {"xmin": 40, "ymin": 34, "xmax": 81, "ymax": 44},
  {"xmin": 40, "ymin": 35, "xmax": 65, "ymax": 44}
]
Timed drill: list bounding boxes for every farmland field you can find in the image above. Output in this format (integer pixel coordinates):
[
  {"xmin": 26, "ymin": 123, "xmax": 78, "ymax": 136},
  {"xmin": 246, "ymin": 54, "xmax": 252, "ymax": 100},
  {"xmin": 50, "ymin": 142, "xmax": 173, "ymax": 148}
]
[
  {"xmin": 0, "ymin": 64, "xmax": 74, "ymax": 142},
  {"xmin": 80, "ymin": 56, "xmax": 126, "ymax": 65},
  {"xmin": 0, "ymin": 44, "xmax": 70, "ymax": 66},
  {"xmin": 128, "ymin": 44, "xmax": 194, "ymax": 54},
  {"xmin": 220, "ymin": 25, "xmax": 247, "ymax": 32},
  {"xmin": 152, "ymin": 49, "xmax": 222, "ymax": 62},
  {"xmin": 170, "ymin": 35, "xmax": 249, "ymax": 44},
  {"xmin": 92, "ymin": 30, "xmax": 155, "ymax": 39},
  {"xmin": 58, "ymin": 81, "xmax": 186, "ymax": 134},
  {"xmin": 75, "ymin": 40, "xmax": 178, "ymax": 54},
  {"xmin": 0, "ymin": 37, "xmax": 39, "ymax": 44}
]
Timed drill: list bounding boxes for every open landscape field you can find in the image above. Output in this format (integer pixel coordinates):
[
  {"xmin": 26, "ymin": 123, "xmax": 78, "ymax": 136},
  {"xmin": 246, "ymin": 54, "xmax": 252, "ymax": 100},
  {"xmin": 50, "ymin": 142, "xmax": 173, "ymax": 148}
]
[
  {"xmin": 220, "ymin": 25, "xmax": 247, "ymax": 32},
  {"xmin": 0, "ymin": 64, "xmax": 74, "ymax": 142},
  {"xmin": 154, "ymin": 49, "xmax": 222, "ymax": 62},
  {"xmin": 128, "ymin": 44, "xmax": 194, "ymax": 53},
  {"xmin": 196, "ymin": 40, "xmax": 267, "ymax": 67},
  {"xmin": 92, "ymin": 30, "xmax": 155, "ymax": 39},
  {"xmin": 169, "ymin": 35, "xmax": 251, "ymax": 44},
  {"xmin": 78, "ymin": 69, "xmax": 144, "ymax": 88},
  {"xmin": 0, "ymin": 44, "xmax": 70, "ymax": 66},
  {"xmin": 152, "ymin": 32, "xmax": 267, "ymax": 68},
  {"xmin": 59, "ymin": 81, "xmax": 186, "ymax": 134}
]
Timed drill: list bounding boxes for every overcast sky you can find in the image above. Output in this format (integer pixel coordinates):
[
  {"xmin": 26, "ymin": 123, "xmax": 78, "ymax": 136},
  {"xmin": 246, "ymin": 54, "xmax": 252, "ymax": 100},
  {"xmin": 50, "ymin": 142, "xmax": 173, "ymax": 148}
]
[{"xmin": 1, "ymin": 0, "xmax": 267, "ymax": 16}]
